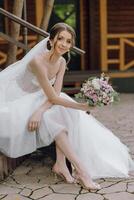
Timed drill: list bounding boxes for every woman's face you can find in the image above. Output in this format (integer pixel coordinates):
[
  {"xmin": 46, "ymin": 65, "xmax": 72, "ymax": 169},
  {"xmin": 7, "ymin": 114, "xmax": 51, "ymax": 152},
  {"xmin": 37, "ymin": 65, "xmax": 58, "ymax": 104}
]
[{"xmin": 51, "ymin": 30, "xmax": 73, "ymax": 55}]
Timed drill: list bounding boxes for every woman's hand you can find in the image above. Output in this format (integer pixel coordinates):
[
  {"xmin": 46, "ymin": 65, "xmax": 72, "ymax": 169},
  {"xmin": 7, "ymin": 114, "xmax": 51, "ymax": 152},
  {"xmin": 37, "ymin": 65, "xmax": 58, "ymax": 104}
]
[
  {"xmin": 28, "ymin": 109, "xmax": 44, "ymax": 132},
  {"xmin": 28, "ymin": 100, "xmax": 52, "ymax": 132},
  {"xmin": 80, "ymin": 102, "xmax": 94, "ymax": 113}
]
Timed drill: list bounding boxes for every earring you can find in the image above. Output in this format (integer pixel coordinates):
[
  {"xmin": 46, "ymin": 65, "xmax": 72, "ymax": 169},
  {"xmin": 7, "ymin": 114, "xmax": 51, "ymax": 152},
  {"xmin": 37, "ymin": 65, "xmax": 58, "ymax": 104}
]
[
  {"xmin": 66, "ymin": 50, "xmax": 71, "ymax": 68},
  {"xmin": 48, "ymin": 40, "xmax": 53, "ymax": 48}
]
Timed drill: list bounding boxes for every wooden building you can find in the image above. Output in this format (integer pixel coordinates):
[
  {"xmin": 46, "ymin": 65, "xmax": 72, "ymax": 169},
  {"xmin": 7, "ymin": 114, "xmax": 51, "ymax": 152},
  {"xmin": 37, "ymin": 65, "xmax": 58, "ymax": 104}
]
[
  {"xmin": 0, "ymin": 0, "xmax": 134, "ymax": 91},
  {"xmin": 0, "ymin": 0, "xmax": 134, "ymax": 179}
]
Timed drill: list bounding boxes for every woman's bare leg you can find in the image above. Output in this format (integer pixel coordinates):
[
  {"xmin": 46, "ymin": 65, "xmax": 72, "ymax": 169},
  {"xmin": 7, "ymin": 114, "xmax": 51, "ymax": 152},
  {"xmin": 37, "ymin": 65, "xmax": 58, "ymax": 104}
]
[
  {"xmin": 52, "ymin": 145, "xmax": 74, "ymax": 183},
  {"xmin": 55, "ymin": 131, "xmax": 101, "ymax": 190}
]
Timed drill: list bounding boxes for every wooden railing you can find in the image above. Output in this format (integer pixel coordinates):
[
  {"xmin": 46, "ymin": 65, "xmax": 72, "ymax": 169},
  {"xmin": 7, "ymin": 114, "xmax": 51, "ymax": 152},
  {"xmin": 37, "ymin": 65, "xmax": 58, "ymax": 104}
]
[
  {"xmin": 100, "ymin": 0, "xmax": 134, "ymax": 72},
  {"xmin": 107, "ymin": 34, "xmax": 134, "ymax": 71},
  {"xmin": 101, "ymin": 33, "xmax": 134, "ymax": 71},
  {"xmin": 0, "ymin": 8, "xmax": 85, "ymax": 55},
  {"xmin": 0, "ymin": 35, "xmax": 37, "ymax": 65}
]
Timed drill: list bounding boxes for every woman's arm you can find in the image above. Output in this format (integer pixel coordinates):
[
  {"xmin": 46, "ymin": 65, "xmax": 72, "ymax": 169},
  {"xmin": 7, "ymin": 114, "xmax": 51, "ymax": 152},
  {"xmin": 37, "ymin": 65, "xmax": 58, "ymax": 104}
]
[
  {"xmin": 53, "ymin": 57, "xmax": 66, "ymax": 95},
  {"xmin": 30, "ymin": 58, "xmax": 66, "ymax": 114},
  {"xmin": 28, "ymin": 59, "xmax": 65, "ymax": 132},
  {"xmin": 29, "ymin": 57, "xmax": 90, "ymax": 111},
  {"xmin": 38, "ymin": 58, "xmax": 66, "ymax": 111}
]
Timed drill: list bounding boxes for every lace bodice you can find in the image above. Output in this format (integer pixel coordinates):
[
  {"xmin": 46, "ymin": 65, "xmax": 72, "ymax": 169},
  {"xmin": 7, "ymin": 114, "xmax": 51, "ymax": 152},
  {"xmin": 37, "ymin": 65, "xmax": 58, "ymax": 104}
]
[{"xmin": 31, "ymin": 74, "xmax": 56, "ymax": 87}]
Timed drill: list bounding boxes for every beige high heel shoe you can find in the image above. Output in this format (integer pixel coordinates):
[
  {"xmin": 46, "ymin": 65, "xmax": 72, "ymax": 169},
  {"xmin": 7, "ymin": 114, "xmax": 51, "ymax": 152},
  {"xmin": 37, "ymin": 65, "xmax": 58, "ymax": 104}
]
[
  {"xmin": 73, "ymin": 170, "xmax": 101, "ymax": 190},
  {"xmin": 52, "ymin": 168, "xmax": 75, "ymax": 184},
  {"xmin": 77, "ymin": 178, "xmax": 101, "ymax": 190}
]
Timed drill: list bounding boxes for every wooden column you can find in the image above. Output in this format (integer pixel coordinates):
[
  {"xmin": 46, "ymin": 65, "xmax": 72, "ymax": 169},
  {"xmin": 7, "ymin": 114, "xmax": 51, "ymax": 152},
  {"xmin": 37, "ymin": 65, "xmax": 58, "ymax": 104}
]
[
  {"xmin": 35, "ymin": 0, "xmax": 44, "ymax": 27},
  {"xmin": 80, "ymin": 0, "xmax": 85, "ymax": 70},
  {"xmin": 100, "ymin": 0, "xmax": 108, "ymax": 71},
  {"xmin": 79, "ymin": 0, "xmax": 90, "ymax": 70},
  {"xmin": 89, "ymin": 0, "xmax": 97, "ymax": 70},
  {"xmin": 4, "ymin": 0, "xmax": 9, "ymax": 34}
]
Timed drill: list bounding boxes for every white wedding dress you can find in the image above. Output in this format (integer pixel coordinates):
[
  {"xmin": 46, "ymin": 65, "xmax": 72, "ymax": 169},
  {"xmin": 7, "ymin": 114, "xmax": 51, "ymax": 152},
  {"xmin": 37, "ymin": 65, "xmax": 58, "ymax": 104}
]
[
  {"xmin": 0, "ymin": 37, "xmax": 134, "ymax": 179},
  {"xmin": 0, "ymin": 65, "xmax": 134, "ymax": 179}
]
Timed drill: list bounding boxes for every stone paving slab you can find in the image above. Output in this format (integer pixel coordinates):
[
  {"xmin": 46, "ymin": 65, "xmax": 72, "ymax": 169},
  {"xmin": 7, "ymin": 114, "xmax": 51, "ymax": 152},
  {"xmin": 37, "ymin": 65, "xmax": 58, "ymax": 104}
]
[{"xmin": 0, "ymin": 94, "xmax": 134, "ymax": 200}]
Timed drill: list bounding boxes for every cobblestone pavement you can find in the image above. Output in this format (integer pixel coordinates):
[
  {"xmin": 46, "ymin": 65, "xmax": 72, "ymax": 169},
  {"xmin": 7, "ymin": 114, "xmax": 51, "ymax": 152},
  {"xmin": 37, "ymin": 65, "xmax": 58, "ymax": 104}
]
[{"xmin": 0, "ymin": 94, "xmax": 134, "ymax": 200}]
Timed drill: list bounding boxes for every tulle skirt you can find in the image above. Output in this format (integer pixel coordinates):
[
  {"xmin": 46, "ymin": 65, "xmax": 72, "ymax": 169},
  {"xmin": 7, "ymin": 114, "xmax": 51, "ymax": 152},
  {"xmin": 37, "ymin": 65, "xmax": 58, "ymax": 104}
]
[{"xmin": 0, "ymin": 89, "xmax": 134, "ymax": 179}]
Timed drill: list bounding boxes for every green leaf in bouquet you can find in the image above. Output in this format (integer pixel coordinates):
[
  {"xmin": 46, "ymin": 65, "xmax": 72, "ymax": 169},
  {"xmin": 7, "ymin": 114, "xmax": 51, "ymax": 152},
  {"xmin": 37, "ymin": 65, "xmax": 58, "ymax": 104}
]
[
  {"xmin": 74, "ymin": 92, "xmax": 83, "ymax": 99},
  {"xmin": 97, "ymin": 102, "xmax": 104, "ymax": 107},
  {"xmin": 87, "ymin": 99, "xmax": 94, "ymax": 106},
  {"xmin": 113, "ymin": 92, "xmax": 120, "ymax": 102}
]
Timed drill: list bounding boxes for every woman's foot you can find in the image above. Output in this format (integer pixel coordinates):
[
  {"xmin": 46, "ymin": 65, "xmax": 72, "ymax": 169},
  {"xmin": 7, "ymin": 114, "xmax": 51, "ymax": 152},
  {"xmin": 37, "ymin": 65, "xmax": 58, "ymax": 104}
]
[
  {"xmin": 52, "ymin": 162, "xmax": 75, "ymax": 184},
  {"xmin": 74, "ymin": 171, "xmax": 101, "ymax": 190}
]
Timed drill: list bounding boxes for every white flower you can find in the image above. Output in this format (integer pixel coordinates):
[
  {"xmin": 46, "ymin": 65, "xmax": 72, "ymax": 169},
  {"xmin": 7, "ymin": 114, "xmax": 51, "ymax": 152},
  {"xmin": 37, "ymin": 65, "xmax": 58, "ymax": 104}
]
[
  {"xmin": 92, "ymin": 78, "xmax": 101, "ymax": 90},
  {"xmin": 102, "ymin": 92, "xmax": 107, "ymax": 98}
]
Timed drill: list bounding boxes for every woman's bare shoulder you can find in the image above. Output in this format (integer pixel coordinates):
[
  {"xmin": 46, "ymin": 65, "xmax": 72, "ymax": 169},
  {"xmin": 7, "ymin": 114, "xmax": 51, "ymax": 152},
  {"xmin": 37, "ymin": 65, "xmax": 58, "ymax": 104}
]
[
  {"xmin": 60, "ymin": 57, "xmax": 66, "ymax": 69},
  {"xmin": 30, "ymin": 54, "xmax": 44, "ymax": 66},
  {"xmin": 60, "ymin": 56, "xmax": 66, "ymax": 64},
  {"xmin": 29, "ymin": 53, "xmax": 47, "ymax": 73}
]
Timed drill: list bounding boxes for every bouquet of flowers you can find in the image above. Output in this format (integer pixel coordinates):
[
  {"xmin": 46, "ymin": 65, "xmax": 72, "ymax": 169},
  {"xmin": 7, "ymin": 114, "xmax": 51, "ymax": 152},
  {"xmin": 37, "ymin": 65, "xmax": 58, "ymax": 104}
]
[{"xmin": 75, "ymin": 73, "xmax": 120, "ymax": 107}]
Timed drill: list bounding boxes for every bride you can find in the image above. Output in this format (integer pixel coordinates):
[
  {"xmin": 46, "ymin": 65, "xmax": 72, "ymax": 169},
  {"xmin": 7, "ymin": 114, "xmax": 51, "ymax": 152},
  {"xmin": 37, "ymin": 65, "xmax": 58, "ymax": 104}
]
[{"xmin": 0, "ymin": 22, "xmax": 134, "ymax": 190}]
